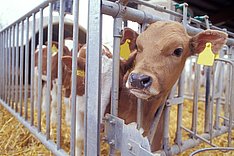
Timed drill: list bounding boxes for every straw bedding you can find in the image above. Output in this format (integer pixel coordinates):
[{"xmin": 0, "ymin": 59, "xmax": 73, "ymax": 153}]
[{"xmin": 0, "ymin": 99, "xmax": 233, "ymax": 156}]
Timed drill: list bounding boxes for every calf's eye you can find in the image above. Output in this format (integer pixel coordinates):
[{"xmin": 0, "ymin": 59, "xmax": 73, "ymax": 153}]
[{"xmin": 173, "ymin": 48, "xmax": 183, "ymax": 57}]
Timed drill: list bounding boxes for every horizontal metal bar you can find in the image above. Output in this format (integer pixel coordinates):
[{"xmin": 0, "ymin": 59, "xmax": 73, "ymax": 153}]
[
  {"xmin": 190, "ymin": 147, "xmax": 234, "ymax": 156},
  {"xmin": 156, "ymin": 125, "xmax": 234, "ymax": 155},
  {"xmin": 0, "ymin": 99, "xmax": 68, "ymax": 156},
  {"xmin": 101, "ymin": 0, "xmax": 234, "ymax": 46},
  {"xmin": 219, "ymin": 116, "xmax": 234, "ymax": 124},
  {"xmin": 0, "ymin": 0, "xmax": 58, "ymax": 32},
  {"xmin": 166, "ymin": 97, "xmax": 184, "ymax": 106}
]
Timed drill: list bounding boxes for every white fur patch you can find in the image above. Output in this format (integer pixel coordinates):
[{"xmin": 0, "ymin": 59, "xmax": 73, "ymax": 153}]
[
  {"xmin": 65, "ymin": 39, "xmax": 74, "ymax": 52},
  {"xmin": 76, "ymin": 95, "xmax": 85, "ymax": 112}
]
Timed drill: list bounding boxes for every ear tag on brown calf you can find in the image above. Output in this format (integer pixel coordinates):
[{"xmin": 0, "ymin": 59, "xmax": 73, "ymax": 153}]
[
  {"xmin": 197, "ymin": 42, "xmax": 215, "ymax": 66},
  {"xmin": 77, "ymin": 70, "xmax": 85, "ymax": 77},
  {"xmin": 120, "ymin": 39, "xmax": 131, "ymax": 60},
  {"xmin": 51, "ymin": 44, "xmax": 58, "ymax": 55}
]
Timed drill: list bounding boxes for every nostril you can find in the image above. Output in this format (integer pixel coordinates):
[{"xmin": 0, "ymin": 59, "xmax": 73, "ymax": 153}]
[
  {"xmin": 129, "ymin": 73, "xmax": 152, "ymax": 89},
  {"xmin": 140, "ymin": 75, "xmax": 152, "ymax": 88}
]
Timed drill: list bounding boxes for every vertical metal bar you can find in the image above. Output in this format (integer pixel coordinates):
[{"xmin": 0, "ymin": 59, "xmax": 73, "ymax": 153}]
[
  {"xmin": 19, "ymin": 20, "xmax": 24, "ymax": 116},
  {"xmin": 214, "ymin": 48, "xmax": 225, "ymax": 129},
  {"xmin": 12, "ymin": 25, "xmax": 16, "ymax": 109},
  {"xmin": 5, "ymin": 30, "xmax": 9, "ymax": 103},
  {"xmin": 0, "ymin": 33, "xmax": 2, "ymax": 98},
  {"xmin": 37, "ymin": 8, "xmax": 43, "ymax": 132},
  {"xmin": 46, "ymin": 3, "xmax": 53, "ymax": 140},
  {"xmin": 228, "ymin": 62, "xmax": 234, "ymax": 146},
  {"xmin": 136, "ymin": 23, "xmax": 147, "ymax": 130},
  {"xmin": 24, "ymin": 17, "xmax": 30, "ymax": 120},
  {"xmin": 57, "ymin": 0, "xmax": 65, "ymax": 150},
  {"xmin": 204, "ymin": 16, "xmax": 211, "ymax": 133},
  {"xmin": 111, "ymin": 17, "xmax": 122, "ymax": 116},
  {"xmin": 110, "ymin": 16, "xmax": 122, "ymax": 156},
  {"xmin": 8, "ymin": 29, "xmax": 12, "ymax": 106},
  {"xmin": 209, "ymin": 63, "xmax": 216, "ymax": 144},
  {"xmin": 70, "ymin": 0, "xmax": 79, "ymax": 155},
  {"xmin": 137, "ymin": 98, "xmax": 143, "ymax": 129},
  {"xmin": 0, "ymin": 32, "xmax": 2, "ymax": 98},
  {"xmin": 30, "ymin": 13, "xmax": 36, "ymax": 126},
  {"xmin": 191, "ymin": 63, "xmax": 201, "ymax": 137},
  {"xmin": 15, "ymin": 23, "xmax": 20, "ymax": 112},
  {"xmin": 85, "ymin": 0, "xmax": 102, "ymax": 155},
  {"xmin": 3, "ymin": 32, "xmax": 6, "ymax": 100},
  {"xmin": 175, "ymin": 3, "xmax": 187, "ymax": 146}
]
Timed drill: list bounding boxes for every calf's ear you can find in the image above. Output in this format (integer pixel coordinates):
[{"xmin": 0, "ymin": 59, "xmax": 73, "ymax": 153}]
[
  {"xmin": 77, "ymin": 57, "xmax": 86, "ymax": 71},
  {"xmin": 189, "ymin": 30, "xmax": 228, "ymax": 55},
  {"xmin": 120, "ymin": 50, "xmax": 137, "ymax": 74},
  {"xmin": 121, "ymin": 28, "xmax": 139, "ymax": 51}
]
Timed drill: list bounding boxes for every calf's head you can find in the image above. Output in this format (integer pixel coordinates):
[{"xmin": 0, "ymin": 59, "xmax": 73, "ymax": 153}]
[{"xmin": 126, "ymin": 21, "xmax": 227, "ymax": 100}]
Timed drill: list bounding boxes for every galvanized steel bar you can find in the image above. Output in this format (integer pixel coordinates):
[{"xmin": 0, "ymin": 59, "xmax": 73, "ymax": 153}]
[
  {"xmin": 0, "ymin": 99, "xmax": 68, "ymax": 156},
  {"xmin": 0, "ymin": 34, "xmax": 2, "ymax": 98},
  {"xmin": 37, "ymin": 8, "xmax": 44, "ymax": 132},
  {"xmin": 158, "ymin": 125, "xmax": 233, "ymax": 155},
  {"xmin": 11, "ymin": 26, "xmax": 16, "ymax": 109},
  {"xmin": 111, "ymin": 17, "xmax": 122, "ymax": 116},
  {"xmin": 30, "ymin": 13, "xmax": 36, "ymax": 126},
  {"xmin": 5, "ymin": 30, "xmax": 9, "ymax": 103},
  {"xmin": 204, "ymin": 16, "xmax": 211, "ymax": 133},
  {"xmin": 189, "ymin": 147, "xmax": 234, "ymax": 156},
  {"xmin": 15, "ymin": 23, "xmax": 19, "ymax": 112},
  {"xmin": 214, "ymin": 48, "xmax": 226, "ymax": 129},
  {"xmin": 228, "ymin": 64, "xmax": 234, "ymax": 146},
  {"xmin": 101, "ymin": 0, "xmax": 234, "ymax": 46},
  {"xmin": 209, "ymin": 64, "xmax": 216, "ymax": 144},
  {"xmin": 191, "ymin": 63, "xmax": 200, "ymax": 137},
  {"xmin": 19, "ymin": 21, "xmax": 24, "ymax": 116},
  {"xmin": 110, "ymin": 16, "xmax": 123, "ymax": 156},
  {"xmin": 24, "ymin": 17, "xmax": 30, "ymax": 120},
  {"xmin": 0, "ymin": 0, "xmax": 57, "ymax": 33},
  {"xmin": 137, "ymin": 98, "xmax": 143, "ymax": 130},
  {"xmin": 85, "ymin": 0, "xmax": 102, "ymax": 155},
  {"xmin": 56, "ymin": 0, "xmax": 65, "ymax": 150},
  {"xmin": 70, "ymin": 0, "xmax": 80, "ymax": 154},
  {"xmin": 8, "ymin": 29, "xmax": 12, "ymax": 106},
  {"xmin": 46, "ymin": 2, "xmax": 53, "ymax": 140},
  {"xmin": 174, "ymin": 3, "xmax": 187, "ymax": 147}
]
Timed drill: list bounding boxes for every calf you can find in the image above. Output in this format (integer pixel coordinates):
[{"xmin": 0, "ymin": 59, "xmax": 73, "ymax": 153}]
[
  {"xmin": 34, "ymin": 42, "xmax": 73, "ymax": 124},
  {"xmin": 62, "ymin": 42, "xmax": 137, "ymax": 155},
  {"xmin": 123, "ymin": 21, "xmax": 227, "ymax": 151}
]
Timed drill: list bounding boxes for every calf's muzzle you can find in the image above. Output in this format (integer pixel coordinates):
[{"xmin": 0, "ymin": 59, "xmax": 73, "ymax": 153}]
[{"xmin": 129, "ymin": 73, "xmax": 152, "ymax": 89}]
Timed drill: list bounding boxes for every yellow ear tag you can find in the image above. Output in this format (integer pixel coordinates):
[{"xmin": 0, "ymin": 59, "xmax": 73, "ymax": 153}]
[
  {"xmin": 197, "ymin": 42, "xmax": 215, "ymax": 66},
  {"xmin": 214, "ymin": 53, "xmax": 219, "ymax": 59},
  {"xmin": 77, "ymin": 70, "xmax": 85, "ymax": 77},
  {"xmin": 120, "ymin": 39, "xmax": 131, "ymax": 60},
  {"xmin": 51, "ymin": 44, "xmax": 58, "ymax": 55}
]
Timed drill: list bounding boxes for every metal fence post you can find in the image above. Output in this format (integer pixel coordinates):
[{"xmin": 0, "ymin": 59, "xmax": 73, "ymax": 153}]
[
  {"xmin": 70, "ymin": 0, "xmax": 80, "ymax": 155},
  {"xmin": 85, "ymin": 0, "xmax": 102, "ymax": 155}
]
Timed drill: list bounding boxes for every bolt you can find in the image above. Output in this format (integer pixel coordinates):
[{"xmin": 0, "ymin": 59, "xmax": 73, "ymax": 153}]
[
  {"xmin": 109, "ymin": 140, "xmax": 115, "ymax": 146},
  {"xmin": 128, "ymin": 143, "xmax": 133, "ymax": 151},
  {"xmin": 109, "ymin": 119, "xmax": 116, "ymax": 125}
]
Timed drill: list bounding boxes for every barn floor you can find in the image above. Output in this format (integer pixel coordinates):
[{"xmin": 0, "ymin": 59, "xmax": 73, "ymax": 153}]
[{"xmin": 0, "ymin": 99, "xmax": 233, "ymax": 156}]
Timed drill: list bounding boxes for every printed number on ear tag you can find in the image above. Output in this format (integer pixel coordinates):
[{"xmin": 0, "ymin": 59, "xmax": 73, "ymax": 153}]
[
  {"xmin": 197, "ymin": 42, "xmax": 215, "ymax": 66},
  {"xmin": 120, "ymin": 39, "xmax": 131, "ymax": 60},
  {"xmin": 51, "ymin": 44, "xmax": 58, "ymax": 55}
]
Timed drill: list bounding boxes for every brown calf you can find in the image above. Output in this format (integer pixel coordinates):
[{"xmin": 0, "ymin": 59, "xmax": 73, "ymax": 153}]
[{"xmin": 123, "ymin": 21, "xmax": 227, "ymax": 151}]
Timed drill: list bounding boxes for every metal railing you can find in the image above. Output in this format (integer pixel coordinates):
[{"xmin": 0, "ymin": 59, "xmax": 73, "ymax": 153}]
[{"xmin": 0, "ymin": 0, "xmax": 234, "ymax": 156}]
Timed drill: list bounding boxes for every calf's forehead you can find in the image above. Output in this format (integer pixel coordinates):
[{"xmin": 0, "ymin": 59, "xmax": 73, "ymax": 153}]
[{"xmin": 137, "ymin": 22, "xmax": 189, "ymax": 46}]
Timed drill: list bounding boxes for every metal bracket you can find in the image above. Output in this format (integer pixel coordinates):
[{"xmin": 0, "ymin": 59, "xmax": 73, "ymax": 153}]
[{"xmin": 105, "ymin": 114, "xmax": 154, "ymax": 156}]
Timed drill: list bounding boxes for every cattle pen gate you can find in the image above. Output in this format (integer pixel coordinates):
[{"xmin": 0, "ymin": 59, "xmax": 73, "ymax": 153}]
[{"xmin": 0, "ymin": 0, "xmax": 234, "ymax": 156}]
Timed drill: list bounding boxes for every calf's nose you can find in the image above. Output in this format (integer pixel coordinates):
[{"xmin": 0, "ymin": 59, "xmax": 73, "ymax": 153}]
[{"xmin": 129, "ymin": 73, "xmax": 152, "ymax": 89}]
